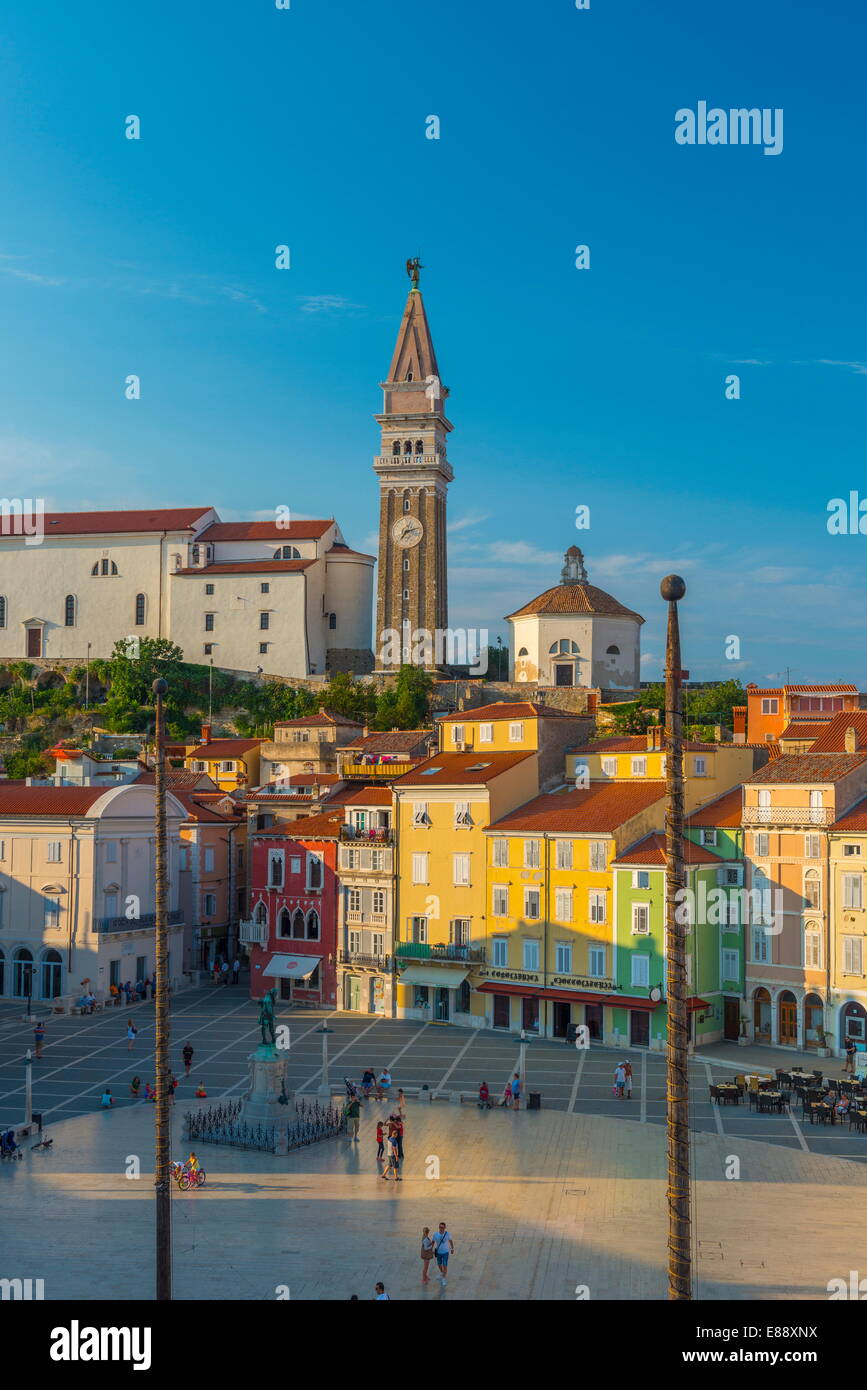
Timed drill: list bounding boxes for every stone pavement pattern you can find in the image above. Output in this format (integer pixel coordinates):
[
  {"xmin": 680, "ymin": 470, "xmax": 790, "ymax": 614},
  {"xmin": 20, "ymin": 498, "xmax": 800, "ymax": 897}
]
[{"xmin": 2, "ymin": 1095, "xmax": 865, "ymax": 1300}]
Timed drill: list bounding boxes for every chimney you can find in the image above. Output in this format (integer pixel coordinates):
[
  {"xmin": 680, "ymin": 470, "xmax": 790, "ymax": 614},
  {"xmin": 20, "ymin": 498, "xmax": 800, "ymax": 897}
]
[
  {"xmin": 361, "ymin": 726, "xmax": 369, "ymax": 738},
  {"xmin": 646, "ymin": 723, "xmax": 664, "ymax": 751},
  {"xmin": 200, "ymin": 724, "xmax": 212, "ymax": 745},
  {"xmin": 845, "ymin": 726, "xmax": 859, "ymax": 753}
]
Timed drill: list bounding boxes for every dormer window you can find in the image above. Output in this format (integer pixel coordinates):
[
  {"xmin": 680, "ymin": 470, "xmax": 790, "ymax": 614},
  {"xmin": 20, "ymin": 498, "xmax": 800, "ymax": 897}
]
[{"xmin": 276, "ymin": 545, "xmax": 301, "ymax": 560}]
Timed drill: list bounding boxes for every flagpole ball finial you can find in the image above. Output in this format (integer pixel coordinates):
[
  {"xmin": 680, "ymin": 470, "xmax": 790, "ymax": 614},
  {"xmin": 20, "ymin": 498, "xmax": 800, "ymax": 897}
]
[
  {"xmin": 660, "ymin": 575, "xmax": 686, "ymax": 601},
  {"xmin": 152, "ymin": 678, "xmax": 168, "ymax": 696}
]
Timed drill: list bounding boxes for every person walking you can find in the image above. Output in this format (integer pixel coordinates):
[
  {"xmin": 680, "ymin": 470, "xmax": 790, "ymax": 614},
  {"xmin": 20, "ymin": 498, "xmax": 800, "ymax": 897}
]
[
  {"xmin": 397, "ymin": 1087, "xmax": 407, "ymax": 1118},
  {"xmin": 375, "ymin": 1119, "xmax": 385, "ymax": 1161},
  {"xmin": 420, "ymin": 1227, "xmax": 435, "ymax": 1284},
  {"xmin": 613, "ymin": 1062, "xmax": 626, "ymax": 1098},
  {"xmin": 232, "ymin": 957, "xmax": 240, "ymax": 985},
  {"xmin": 221, "ymin": 960, "xmax": 230, "ymax": 987},
  {"xmin": 845, "ymin": 1038, "xmax": 857, "ymax": 1075},
  {"xmin": 373, "ymin": 1282, "xmax": 390, "ymax": 1300},
  {"xmin": 182, "ymin": 1043, "xmax": 194, "ymax": 1077},
  {"xmin": 510, "ymin": 1073, "xmax": 522, "ymax": 1111},
  {"xmin": 381, "ymin": 1126, "xmax": 401, "ymax": 1181},
  {"xmin": 126, "ymin": 1019, "xmax": 138, "ymax": 1052},
  {"xmin": 346, "ymin": 1094, "xmax": 361, "ymax": 1142},
  {"xmin": 392, "ymin": 1112, "xmax": 404, "ymax": 1161},
  {"xmin": 33, "ymin": 1020, "xmax": 46, "ymax": 1059},
  {"xmin": 623, "ymin": 1059, "xmax": 634, "ymax": 1100},
  {"xmin": 433, "ymin": 1223, "xmax": 454, "ymax": 1287}
]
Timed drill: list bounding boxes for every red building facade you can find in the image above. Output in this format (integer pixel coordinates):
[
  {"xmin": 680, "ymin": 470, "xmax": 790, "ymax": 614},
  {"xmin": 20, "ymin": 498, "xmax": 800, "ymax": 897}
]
[{"xmin": 247, "ymin": 810, "xmax": 342, "ymax": 1007}]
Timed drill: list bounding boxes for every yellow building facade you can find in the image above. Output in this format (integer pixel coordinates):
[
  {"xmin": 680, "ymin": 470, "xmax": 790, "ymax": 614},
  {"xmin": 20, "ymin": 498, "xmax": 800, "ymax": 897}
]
[{"xmin": 567, "ymin": 731, "xmax": 763, "ymax": 814}]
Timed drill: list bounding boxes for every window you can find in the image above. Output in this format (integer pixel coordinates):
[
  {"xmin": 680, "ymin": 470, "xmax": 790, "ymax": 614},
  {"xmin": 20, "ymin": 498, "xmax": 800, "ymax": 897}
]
[
  {"xmin": 193, "ymin": 761, "xmax": 206, "ymax": 772},
  {"xmin": 329, "ymin": 612, "xmax": 336, "ymax": 629},
  {"xmin": 204, "ymin": 847, "xmax": 215, "ymax": 872},
  {"xmin": 701, "ymin": 829, "xmax": 717, "ymax": 846},
  {"xmin": 412, "ymin": 852, "xmax": 429, "ymax": 885},
  {"xmin": 549, "ymin": 639, "xmax": 580, "ymax": 654},
  {"xmin": 44, "ymin": 898, "xmax": 62, "ymax": 929},
  {"xmin": 751, "ymin": 925, "xmax": 770, "ymax": 963},
  {"xmin": 403, "ymin": 558, "xmax": 410, "ymax": 572},
  {"xmin": 843, "ymin": 874, "xmax": 863, "ymax": 909},
  {"xmin": 491, "ymin": 838, "xmax": 509, "ymax": 868},
  {"xmin": 451, "ymin": 726, "xmax": 464, "ymax": 745},
  {"xmin": 754, "ymin": 832, "xmax": 769, "ymax": 857},
  {"xmin": 348, "ymin": 929, "xmax": 361, "ymax": 954},
  {"xmin": 524, "ymin": 838, "xmax": 540, "ymax": 868},
  {"xmin": 203, "ymin": 893, "xmax": 216, "ymax": 916},
  {"xmin": 259, "ymin": 643, "xmax": 268, "ymax": 655},
  {"xmin": 632, "ymin": 870, "xmax": 650, "ymax": 890},
  {"xmin": 843, "ymin": 936, "xmax": 863, "ymax": 975},
  {"xmin": 631, "ymin": 955, "xmax": 650, "ymax": 987},
  {"xmin": 371, "ymin": 932, "xmax": 384, "ymax": 956},
  {"xmin": 411, "ymin": 802, "xmax": 429, "ymax": 826},
  {"xmin": 0, "ymin": 596, "xmax": 5, "ymax": 627},
  {"xmin": 409, "ymin": 916, "xmax": 427, "ymax": 943},
  {"xmin": 454, "ymin": 801, "xmax": 472, "ymax": 828},
  {"xmin": 276, "ymin": 545, "xmax": 301, "ymax": 560},
  {"xmin": 261, "ymin": 583, "xmax": 270, "ymax": 594},
  {"xmin": 589, "ymin": 841, "xmax": 607, "ymax": 872},
  {"xmin": 479, "ymin": 723, "xmax": 493, "ymax": 743},
  {"xmin": 803, "ymin": 870, "xmax": 821, "ymax": 911},
  {"xmin": 46, "ymin": 841, "xmax": 62, "ymax": 864},
  {"xmin": 524, "ymin": 889, "xmax": 541, "ymax": 919},
  {"xmin": 450, "ymin": 918, "xmax": 470, "ymax": 945},
  {"xmin": 693, "ymin": 757, "xmax": 707, "ymax": 776},
  {"xmin": 402, "ymin": 589, "xmax": 410, "ymax": 601},
  {"xmin": 346, "ymin": 888, "xmax": 361, "ymax": 914},
  {"xmin": 103, "ymin": 841, "xmax": 117, "ymax": 864},
  {"xmin": 289, "ymin": 857, "xmax": 301, "ymax": 874},
  {"xmin": 509, "ymin": 722, "xmax": 524, "ymax": 742},
  {"xmin": 556, "ymin": 839, "xmax": 573, "ymax": 870},
  {"xmin": 555, "ymin": 888, "xmax": 572, "ymax": 921},
  {"xmin": 306, "ymin": 855, "xmax": 323, "ymax": 891},
  {"xmin": 260, "ymin": 612, "xmax": 270, "ymax": 630},
  {"xmin": 492, "ymin": 937, "xmax": 508, "ymax": 967},
  {"xmin": 632, "ymin": 903, "xmax": 650, "ymax": 935},
  {"xmin": 372, "ymin": 889, "xmax": 385, "ymax": 916},
  {"xmin": 403, "ymin": 497, "xmax": 411, "ymax": 513},
  {"xmin": 844, "ymin": 843, "xmax": 862, "ymax": 857},
  {"xmin": 631, "ymin": 757, "xmax": 647, "ymax": 776},
  {"xmin": 761, "ymin": 698, "xmax": 779, "ymax": 715},
  {"xmin": 64, "ymin": 594, "xmax": 76, "ymax": 626},
  {"xmin": 601, "ymin": 757, "xmax": 617, "ymax": 778},
  {"xmin": 204, "ymin": 613, "xmax": 215, "ymax": 631},
  {"xmin": 523, "ymin": 939, "xmax": 540, "ymax": 971},
  {"xmin": 92, "ymin": 559, "xmax": 118, "ymax": 576},
  {"xmin": 306, "ymin": 909, "xmax": 320, "ymax": 940},
  {"xmin": 267, "ymin": 850, "xmax": 284, "ymax": 888},
  {"xmin": 392, "ymin": 441, "xmax": 401, "ymax": 456},
  {"xmin": 204, "ymin": 644, "xmax": 213, "ymax": 655},
  {"xmin": 588, "ymin": 946, "xmax": 606, "ymax": 978},
  {"xmin": 589, "ymin": 891, "xmax": 606, "ymax": 923},
  {"xmin": 205, "ymin": 583, "xmax": 214, "ymax": 595},
  {"xmin": 721, "ymin": 948, "xmax": 739, "ymax": 981},
  {"xmin": 371, "ymin": 851, "xmax": 385, "ymax": 872},
  {"xmin": 804, "ymin": 930, "xmax": 822, "ymax": 969},
  {"xmin": 492, "ymin": 886, "xmax": 509, "ymax": 916},
  {"xmin": 555, "ymin": 942, "xmax": 572, "ymax": 973},
  {"xmin": 805, "ymin": 834, "xmax": 821, "ymax": 858},
  {"xmin": 134, "ymin": 593, "xmax": 146, "ymax": 626},
  {"xmin": 453, "ymin": 853, "xmax": 470, "ymax": 886},
  {"xmin": 0, "ymin": 840, "xmax": 5, "ymax": 860}
]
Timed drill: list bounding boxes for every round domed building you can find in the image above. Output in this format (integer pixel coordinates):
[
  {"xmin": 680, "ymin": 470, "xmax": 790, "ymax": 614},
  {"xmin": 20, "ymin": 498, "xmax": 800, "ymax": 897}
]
[{"xmin": 505, "ymin": 547, "xmax": 643, "ymax": 690}]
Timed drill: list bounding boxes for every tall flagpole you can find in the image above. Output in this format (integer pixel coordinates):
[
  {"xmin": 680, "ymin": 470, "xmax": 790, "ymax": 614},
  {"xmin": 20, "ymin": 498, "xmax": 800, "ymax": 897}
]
[
  {"xmin": 153, "ymin": 677, "xmax": 172, "ymax": 1300},
  {"xmin": 661, "ymin": 575, "xmax": 691, "ymax": 1300}
]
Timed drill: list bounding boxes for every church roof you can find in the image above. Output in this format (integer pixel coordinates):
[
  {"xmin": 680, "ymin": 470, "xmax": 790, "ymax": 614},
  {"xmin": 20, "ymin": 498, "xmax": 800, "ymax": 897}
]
[
  {"xmin": 386, "ymin": 288, "xmax": 440, "ymax": 384},
  {"xmin": 506, "ymin": 582, "xmax": 644, "ymax": 623},
  {"xmin": 197, "ymin": 520, "xmax": 333, "ymax": 541},
  {"xmin": 38, "ymin": 507, "xmax": 213, "ymax": 536}
]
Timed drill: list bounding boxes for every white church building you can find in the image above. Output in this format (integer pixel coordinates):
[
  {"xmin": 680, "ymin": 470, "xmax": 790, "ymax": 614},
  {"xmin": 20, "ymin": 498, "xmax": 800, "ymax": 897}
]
[{"xmin": 0, "ymin": 507, "xmax": 374, "ymax": 677}]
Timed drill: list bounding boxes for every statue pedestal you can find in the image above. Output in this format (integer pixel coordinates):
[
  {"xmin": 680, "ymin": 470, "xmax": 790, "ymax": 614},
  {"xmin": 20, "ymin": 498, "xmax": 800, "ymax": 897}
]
[{"xmin": 240, "ymin": 1047, "xmax": 293, "ymax": 1126}]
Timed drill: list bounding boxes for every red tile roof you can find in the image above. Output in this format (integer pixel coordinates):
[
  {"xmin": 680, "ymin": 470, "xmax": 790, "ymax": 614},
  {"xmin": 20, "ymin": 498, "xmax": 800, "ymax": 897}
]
[
  {"xmin": 746, "ymin": 684, "xmax": 858, "ymax": 695},
  {"xmin": 173, "ymin": 560, "xmax": 314, "ymax": 576},
  {"xmin": 832, "ymin": 797, "xmax": 867, "ymax": 832},
  {"xmin": 171, "ymin": 792, "xmax": 241, "ymax": 822},
  {"xmin": 344, "ymin": 730, "xmax": 435, "ymax": 753},
  {"xmin": 807, "ymin": 712, "xmax": 867, "ymax": 754},
  {"xmin": 326, "ymin": 544, "xmax": 375, "ymax": 561},
  {"xmin": 505, "ymin": 583, "xmax": 644, "ymax": 622},
  {"xmin": 746, "ymin": 753, "xmax": 867, "ymax": 784},
  {"xmin": 272, "ymin": 810, "xmax": 344, "ymax": 839},
  {"xmin": 39, "ymin": 507, "xmax": 212, "ymax": 536},
  {"xmin": 186, "ymin": 739, "xmax": 263, "ymax": 759},
  {"xmin": 287, "ymin": 772, "xmax": 340, "ymax": 786},
  {"xmin": 197, "ymin": 520, "xmax": 333, "ymax": 541},
  {"xmin": 488, "ymin": 782, "xmax": 666, "ymax": 833},
  {"xmin": 342, "ymin": 785, "xmax": 393, "ymax": 806},
  {"xmin": 0, "ymin": 786, "xmax": 110, "ymax": 815},
  {"xmin": 779, "ymin": 722, "xmax": 831, "ymax": 742},
  {"xmin": 439, "ymin": 702, "xmax": 578, "ymax": 723},
  {"xmin": 613, "ymin": 833, "xmax": 722, "ymax": 866},
  {"xmin": 686, "ymin": 788, "xmax": 743, "ymax": 828},
  {"xmin": 274, "ymin": 712, "xmax": 363, "ymax": 729},
  {"xmin": 394, "ymin": 750, "xmax": 535, "ymax": 787}
]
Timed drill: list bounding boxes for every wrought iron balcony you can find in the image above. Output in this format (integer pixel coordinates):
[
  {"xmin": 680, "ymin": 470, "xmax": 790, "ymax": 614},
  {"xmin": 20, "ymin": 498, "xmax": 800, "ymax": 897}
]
[
  {"xmin": 394, "ymin": 941, "xmax": 485, "ymax": 963},
  {"xmin": 339, "ymin": 826, "xmax": 394, "ymax": 844},
  {"xmin": 94, "ymin": 909, "xmax": 184, "ymax": 936},
  {"xmin": 338, "ymin": 950, "xmax": 392, "ymax": 970}
]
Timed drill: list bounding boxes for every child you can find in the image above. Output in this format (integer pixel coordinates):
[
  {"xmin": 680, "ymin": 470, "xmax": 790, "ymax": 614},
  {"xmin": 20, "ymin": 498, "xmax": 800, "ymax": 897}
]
[
  {"xmin": 501, "ymin": 1080, "xmax": 513, "ymax": 1108},
  {"xmin": 145, "ymin": 1082, "xmax": 156, "ymax": 1102},
  {"xmin": 376, "ymin": 1119, "xmax": 384, "ymax": 1160},
  {"xmin": 130, "ymin": 1075, "xmax": 141, "ymax": 1097},
  {"xmin": 100, "ymin": 1089, "xmax": 113, "ymax": 1108},
  {"xmin": 195, "ymin": 1083, "xmax": 208, "ymax": 1098},
  {"xmin": 478, "ymin": 1081, "xmax": 491, "ymax": 1109}
]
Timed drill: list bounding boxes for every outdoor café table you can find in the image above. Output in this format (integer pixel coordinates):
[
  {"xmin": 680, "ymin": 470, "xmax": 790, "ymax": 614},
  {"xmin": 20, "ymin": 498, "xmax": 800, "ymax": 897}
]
[
  {"xmin": 810, "ymin": 1100, "xmax": 835, "ymax": 1124},
  {"xmin": 757, "ymin": 1090, "xmax": 783, "ymax": 1112},
  {"xmin": 715, "ymin": 1083, "xmax": 739, "ymax": 1105}
]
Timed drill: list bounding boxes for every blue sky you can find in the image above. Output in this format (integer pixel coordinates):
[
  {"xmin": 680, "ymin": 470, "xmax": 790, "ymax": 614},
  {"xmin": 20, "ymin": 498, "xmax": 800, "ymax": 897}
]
[{"xmin": 1, "ymin": 0, "xmax": 865, "ymax": 683}]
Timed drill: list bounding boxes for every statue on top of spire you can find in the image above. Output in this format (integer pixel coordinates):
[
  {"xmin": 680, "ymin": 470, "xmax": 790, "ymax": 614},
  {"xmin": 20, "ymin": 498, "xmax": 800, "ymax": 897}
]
[{"xmin": 406, "ymin": 256, "xmax": 424, "ymax": 289}]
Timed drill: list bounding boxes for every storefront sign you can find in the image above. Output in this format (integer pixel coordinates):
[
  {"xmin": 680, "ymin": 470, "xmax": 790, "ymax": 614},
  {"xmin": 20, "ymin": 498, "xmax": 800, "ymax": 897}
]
[
  {"xmin": 481, "ymin": 968, "xmax": 541, "ymax": 984},
  {"xmin": 551, "ymin": 975, "xmax": 618, "ymax": 992}
]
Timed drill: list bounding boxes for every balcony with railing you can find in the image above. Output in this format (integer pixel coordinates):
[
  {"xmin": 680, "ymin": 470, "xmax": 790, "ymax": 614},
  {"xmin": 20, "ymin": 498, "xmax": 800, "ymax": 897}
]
[
  {"xmin": 95, "ymin": 909, "xmax": 184, "ymax": 936},
  {"xmin": 743, "ymin": 805, "xmax": 832, "ymax": 826},
  {"xmin": 338, "ymin": 950, "xmax": 392, "ymax": 970},
  {"xmin": 239, "ymin": 918, "xmax": 267, "ymax": 946},
  {"xmin": 341, "ymin": 762, "xmax": 412, "ymax": 780},
  {"xmin": 394, "ymin": 941, "xmax": 485, "ymax": 964},
  {"xmin": 339, "ymin": 825, "xmax": 394, "ymax": 844}
]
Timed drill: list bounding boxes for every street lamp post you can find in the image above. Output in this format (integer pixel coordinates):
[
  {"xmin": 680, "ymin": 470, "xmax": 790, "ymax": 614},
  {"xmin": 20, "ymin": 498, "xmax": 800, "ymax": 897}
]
[
  {"xmin": 661, "ymin": 575, "xmax": 691, "ymax": 1302},
  {"xmin": 85, "ymin": 642, "xmax": 91, "ymax": 711},
  {"xmin": 317, "ymin": 1023, "xmax": 334, "ymax": 1100},
  {"xmin": 24, "ymin": 1048, "xmax": 32, "ymax": 1128},
  {"xmin": 518, "ymin": 1029, "xmax": 532, "ymax": 1109},
  {"xmin": 152, "ymin": 677, "xmax": 172, "ymax": 1301}
]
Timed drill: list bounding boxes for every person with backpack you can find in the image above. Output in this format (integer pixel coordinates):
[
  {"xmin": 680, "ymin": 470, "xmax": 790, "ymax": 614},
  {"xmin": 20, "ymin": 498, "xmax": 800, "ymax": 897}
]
[
  {"xmin": 432, "ymin": 1223, "xmax": 454, "ymax": 1287},
  {"xmin": 126, "ymin": 1020, "xmax": 138, "ymax": 1052}
]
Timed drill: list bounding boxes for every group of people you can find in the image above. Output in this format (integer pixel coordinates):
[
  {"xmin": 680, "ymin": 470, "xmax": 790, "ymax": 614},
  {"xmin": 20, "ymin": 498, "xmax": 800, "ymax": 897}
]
[
  {"xmin": 358, "ymin": 1067, "xmax": 393, "ymax": 1101},
  {"xmin": 110, "ymin": 977, "xmax": 154, "ymax": 1006},
  {"xmin": 211, "ymin": 957, "xmax": 241, "ymax": 987},
  {"xmin": 613, "ymin": 1060, "xmax": 634, "ymax": 1099}
]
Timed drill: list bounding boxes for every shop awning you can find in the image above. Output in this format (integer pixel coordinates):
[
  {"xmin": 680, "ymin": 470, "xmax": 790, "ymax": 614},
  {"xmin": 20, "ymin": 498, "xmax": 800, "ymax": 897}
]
[
  {"xmin": 476, "ymin": 982, "xmax": 662, "ymax": 1011},
  {"xmin": 263, "ymin": 953, "xmax": 322, "ymax": 980},
  {"xmin": 399, "ymin": 965, "xmax": 469, "ymax": 990},
  {"xmin": 687, "ymin": 996, "xmax": 711, "ymax": 1012}
]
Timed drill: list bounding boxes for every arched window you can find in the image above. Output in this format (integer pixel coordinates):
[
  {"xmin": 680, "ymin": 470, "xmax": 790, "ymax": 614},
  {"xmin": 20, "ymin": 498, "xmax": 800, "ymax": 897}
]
[
  {"xmin": 40, "ymin": 949, "xmax": 63, "ymax": 1000},
  {"xmin": 518, "ymin": 647, "xmax": 529, "ymax": 657},
  {"xmin": 306, "ymin": 909, "xmax": 320, "ymax": 940},
  {"xmin": 12, "ymin": 947, "xmax": 34, "ymax": 998},
  {"xmin": 804, "ymin": 869, "xmax": 821, "ymax": 911},
  {"xmin": 277, "ymin": 907, "xmax": 292, "ymax": 939},
  {"xmin": 64, "ymin": 594, "xmax": 76, "ymax": 627},
  {"xmin": 404, "ymin": 440, "xmax": 413, "ymax": 455},
  {"xmin": 549, "ymin": 639, "xmax": 580, "ymax": 655},
  {"xmin": 254, "ymin": 901, "xmax": 268, "ymax": 927},
  {"xmin": 0, "ymin": 595, "xmax": 7, "ymax": 628},
  {"xmin": 405, "ymin": 370, "xmax": 413, "ymax": 382},
  {"xmin": 606, "ymin": 645, "xmax": 620, "ymax": 656},
  {"xmin": 276, "ymin": 545, "xmax": 301, "ymax": 560},
  {"xmin": 403, "ymin": 496, "xmax": 411, "ymax": 513},
  {"xmin": 292, "ymin": 909, "xmax": 305, "ymax": 939},
  {"xmin": 134, "ymin": 593, "xmax": 146, "ymax": 626},
  {"xmin": 392, "ymin": 441, "xmax": 401, "ymax": 456},
  {"xmin": 92, "ymin": 559, "xmax": 118, "ymax": 576},
  {"xmin": 415, "ymin": 440, "xmax": 424, "ymax": 455}
]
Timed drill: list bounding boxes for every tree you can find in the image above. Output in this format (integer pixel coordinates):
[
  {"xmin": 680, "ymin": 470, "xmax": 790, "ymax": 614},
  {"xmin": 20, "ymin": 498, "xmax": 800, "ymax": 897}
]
[
  {"xmin": 107, "ymin": 638, "xmax": 186, "ymax": 708},
  {"xmin": 372, "ymin": 665, "xmax": 433, "ymax": 730}
]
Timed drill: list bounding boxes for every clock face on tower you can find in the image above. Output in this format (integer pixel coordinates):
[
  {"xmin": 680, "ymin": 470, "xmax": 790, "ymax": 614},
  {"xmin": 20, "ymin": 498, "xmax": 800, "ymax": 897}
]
[{"xmin": 392, "ymin": 516, "xmax": 424, "ymax": 549}]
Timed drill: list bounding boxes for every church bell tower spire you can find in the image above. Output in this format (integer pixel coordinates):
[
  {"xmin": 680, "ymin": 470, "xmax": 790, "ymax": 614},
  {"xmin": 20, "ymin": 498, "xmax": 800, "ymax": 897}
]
[{"xmin": 373, "ymin": 262, "xmax": 453, "ymax": 670}]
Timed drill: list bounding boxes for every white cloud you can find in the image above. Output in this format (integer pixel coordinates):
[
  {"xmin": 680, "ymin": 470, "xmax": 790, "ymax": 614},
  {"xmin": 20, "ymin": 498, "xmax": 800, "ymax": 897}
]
[
  {"xmin": 298, "ymin": 295, "xmax": 366, "ymax": 314},
  {"xmin": 447, "ymin": 513, "xmax": 490, "ymax": 534}
]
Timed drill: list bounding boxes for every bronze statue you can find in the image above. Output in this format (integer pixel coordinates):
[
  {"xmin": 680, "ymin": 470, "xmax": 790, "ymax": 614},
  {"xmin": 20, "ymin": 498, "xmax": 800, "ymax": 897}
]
[
  {"xmin": 406, "ymin": 256, "xmax": 424, "ymax": 288},
  {"xmin": 258, "ymin": 986, "xmax": 277, "ymax": 1048}
]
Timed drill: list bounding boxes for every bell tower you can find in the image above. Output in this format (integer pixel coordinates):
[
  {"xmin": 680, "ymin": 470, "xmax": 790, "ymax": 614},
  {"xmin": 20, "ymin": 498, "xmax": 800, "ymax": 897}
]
[{"xmin": 373, "ymin": 261, "xmax": 453, "ymax": 670}]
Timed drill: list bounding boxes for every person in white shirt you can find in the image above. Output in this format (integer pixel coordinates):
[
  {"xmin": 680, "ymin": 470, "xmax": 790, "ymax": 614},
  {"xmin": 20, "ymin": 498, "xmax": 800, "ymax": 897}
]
[
  {"xmin": 433, "ymin": 1223, "xmax": 454, "ymax": 1286},
  {"xmin": 377, "ymin": 1069, "xmax": 392, "ymax": 1101},
  {"xmin": 614, "ymin": 1063, "xmax": 626, "ymax": 1099},
  {"xmin": 374, "ymin": 1282, "xmax": 390, "ymax": 1300}
]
